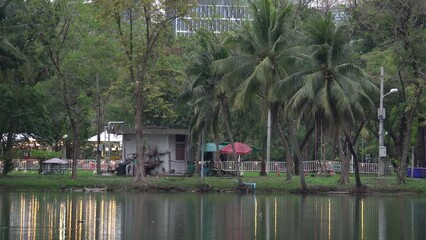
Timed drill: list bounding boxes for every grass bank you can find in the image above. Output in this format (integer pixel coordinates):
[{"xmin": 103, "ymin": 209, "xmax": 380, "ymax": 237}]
[{"xmin": 1, "ymin": 170, "xmax": 425, "ymax": 195}]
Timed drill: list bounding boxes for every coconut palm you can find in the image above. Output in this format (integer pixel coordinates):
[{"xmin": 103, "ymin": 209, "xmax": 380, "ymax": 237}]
[
  {"xmin": 276, "ymin": 12, "xmax": 377, "ymax": 188},
  {"xmin": 184, "ymin": 48, "xmax": 222, "ymax": 173},
  {"xmin": 184, "ymin": 42, "xmax": 246, "ymax": 183},
  {"xmin": 214, "ymin": 0, "xmax": 295, "ymax": 178}
]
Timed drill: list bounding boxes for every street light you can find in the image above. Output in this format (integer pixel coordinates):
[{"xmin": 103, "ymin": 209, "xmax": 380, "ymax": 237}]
[
  {"xmin": 384, "ymin": 88, "xmax": 398, "ymax": 98},
  {"xmin": 378, "ymin": 66, "xmax": 398, "ymax": 176},
  {"xmin": 106, "ymin": 121, "xmax": 124, "ymax": 168}
]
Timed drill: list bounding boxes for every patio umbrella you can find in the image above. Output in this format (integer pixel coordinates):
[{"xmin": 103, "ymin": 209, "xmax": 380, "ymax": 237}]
[
  {"xmin": 43, "ymin": 158, "xmax": 68, "ymax": 164},
  {"xmin": 220, "ymin": 142, "xmax": 252, "ymax": 155},
  {"xmin": 203, "ymin": 143, "xmax": 227, "ymax": 152}
]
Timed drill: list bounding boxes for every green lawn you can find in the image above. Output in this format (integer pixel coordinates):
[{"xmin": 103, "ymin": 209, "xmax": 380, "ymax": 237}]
[{"xmin": 1, "ymin": 170, "xmax": 425, "ymax": 195}]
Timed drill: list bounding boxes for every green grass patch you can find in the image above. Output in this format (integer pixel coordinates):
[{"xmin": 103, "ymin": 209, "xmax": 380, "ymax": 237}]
[
  {"xmin": 1, "ymin": 170, "xmax": 425, "ymax": 195},
  {"xmin": 1, "ymin": 170, "xmax": 132, "ymax": 190}
]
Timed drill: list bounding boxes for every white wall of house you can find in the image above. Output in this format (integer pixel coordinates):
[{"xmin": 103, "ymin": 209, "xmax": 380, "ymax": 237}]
[{"xmin": 122, "ymin": 133, "xmax": 187, "ymax": 174}]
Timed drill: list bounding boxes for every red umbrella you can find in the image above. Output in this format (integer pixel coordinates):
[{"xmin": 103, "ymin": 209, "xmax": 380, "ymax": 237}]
[{"xmin": 220, "ymin": 142, "xmax": 252, "ymax": 155}]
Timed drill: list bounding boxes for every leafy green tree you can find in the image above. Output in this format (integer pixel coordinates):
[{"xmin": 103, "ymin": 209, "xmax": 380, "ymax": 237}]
[
  {"xmin": 0, "ymin": 0, "xmax": 53, "ymax": 175},
  {"xmin": 145, "ymin": 45, "xmax": 190, "ymax": 128},
  {"xmin": 349, "ymin": 0, "xmax": 426, "ymax": 184},
  {"xmin": 95, "ymin": 0, "xmax": 194, "ymax": 181},
  {"xmin": 276, "ymin": 13, "xmax": 377, "ymax": 188},
  {"xmin": 104, "ymin": 38, "xmax": 191, "ymax": 129},
  {"xmin": 25, "ymin": 0, "xmax": 95, "ymax": 178},
  {"xmin": 0, "ymin": 86, "xmax": 52, "ymax": 175}
]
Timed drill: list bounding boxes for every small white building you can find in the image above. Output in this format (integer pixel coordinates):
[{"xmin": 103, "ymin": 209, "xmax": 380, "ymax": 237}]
[{"xmin": 118, "ymin": 128, "xmax": 190, "ymax": 174}]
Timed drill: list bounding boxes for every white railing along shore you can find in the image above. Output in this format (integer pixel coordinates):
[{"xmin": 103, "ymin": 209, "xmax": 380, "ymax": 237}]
[
  {"xmin": 2, "ymin": 159, "xmax": 379, "ymax": 174},
  {"xmin": 209, "ymin": 160, "xmax": 378, "ymax": 174},
  {"xmin": 2, "ymin": 159, "xmax": 111, "ymax": 172}
]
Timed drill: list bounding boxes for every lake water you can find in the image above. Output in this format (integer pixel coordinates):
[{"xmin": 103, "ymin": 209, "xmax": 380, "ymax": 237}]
[{"xmin": 0, "ymin": 191, "xmax": 425, "ymax": 240}]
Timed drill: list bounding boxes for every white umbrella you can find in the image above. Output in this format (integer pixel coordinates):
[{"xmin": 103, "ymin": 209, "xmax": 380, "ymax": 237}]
[{"xmin": 43, "ymin": 158, "xmax": 68, "ymax": 164}]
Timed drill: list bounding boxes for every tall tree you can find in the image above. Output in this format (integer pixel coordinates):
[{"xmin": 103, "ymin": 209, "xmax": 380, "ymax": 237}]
[
  {"xmin": 276, "ymin": 12, "xmax": 377, "ymax": 188},
  {"xmin": 184, "ymin": 47, "xmax": 224, "ymax": 175},
  {"xmin": 349, "ymin": 0, "xmax": 426, "ymax": 183},
  {"xmin": 0, "ymin": 0, "xmax": 52, "ymax": 175},
  {"xmin": 26, "ymin": 0, "xmax": 96, "ymax": 178},
  {"xmin": 215, "ymin": 0, "xmax": 295, "ymax": 177},
  {"xmin": 95, "ymin": 0, "xmax": 193, "ymax": 182},
  {"xmin": 183, "ymin": 31, "xmax": 242, "ymax": 179}
]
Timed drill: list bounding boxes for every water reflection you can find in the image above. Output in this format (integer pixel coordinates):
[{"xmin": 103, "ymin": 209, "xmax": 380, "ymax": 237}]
[
  {"xmin": 0, "ymin": 192, "xmax": 121, "ymax": 240},
  {"xmin": 1, "ymin": 192, "xmax": 426, "ymax": 240}
]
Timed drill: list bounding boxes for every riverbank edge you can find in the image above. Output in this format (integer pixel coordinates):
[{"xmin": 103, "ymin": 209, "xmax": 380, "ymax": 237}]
[
  {"xmin": 0, "ymin": 182, "xmax": 424, "ymax": 196},
  {"xmin": 1, "ymin": 172, "xmax": 425, "ymax": 195}
]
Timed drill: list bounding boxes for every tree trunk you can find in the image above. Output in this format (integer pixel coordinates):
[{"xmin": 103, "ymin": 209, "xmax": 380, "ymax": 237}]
[
  {"xmin": 1, "ymin": 133, "xmax": 14, "ymax": 175},
  {"xmin": 314, "ymin": 121, "xmax": 323, "ymax": 175},
  {"xmin": 338, "ymin": 138, "xmax": 350, "ymax": 185},
  {"xmin": 38, "ymin": 159, "xmax": 44, "ymax": 174},
  {"xmin": 288, "ymin": 122, "xmax": 307, "ymax": 192},
  {"xmin": 71, "ymin": 126, "xmax": 79, "ymax": 179},
  {"xmin": 397, "ymin": 37, "xmax": 424, "ymax": 183},
  {"xmin": 135, "ymin": 79, "xmax": 145, "ymax": 181},
  {"xmin": 295, "ymin": 126, "xmax": 315, "ymax": 176},
  {"xmin": 260, "ymin": 161, "xmax": 266, "ymax": 176},
  {"xmin": 285, "ymin": 149, "xmax": 293, "ymax": 181},
  {"xmin": 96, "ymin": 74, "xmax": 102, "ymax": 175},
  {"xmin": 277, "ymin": 121, "xmax": 293, "ymax": 181},
  {"xmin": 397, "ymin": 111, "xmax": 417, "ymax": 184},
  {"xmin": 415, "ymin": 122, "xmax": 425, "ymax": 167},
  {"xmin": 346, "ymin": 135, "xmax": 363, "ymax": 188},
  {"xmin": 195, "ymin": 137, "xmax": 202, "ymax": 175},
  {"xmin": 214, "ymin": 139, "xmax": 222, "ymax": 176},
  {"xmin": 330, "ymin": 130, "xmax": 338, "ymax": 166},
  {"xmin": 221, "ymin": 99, "xmax": 242, "ymax": 186},
  {"xmin": 60, "ymin": 69, "xmax": 79, "ymax": 179}
]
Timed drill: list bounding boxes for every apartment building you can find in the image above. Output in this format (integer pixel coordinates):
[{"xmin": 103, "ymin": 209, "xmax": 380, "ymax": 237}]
[{"xmin": 174, "ymin": 0, "xmax": 249, "ymax": 36}]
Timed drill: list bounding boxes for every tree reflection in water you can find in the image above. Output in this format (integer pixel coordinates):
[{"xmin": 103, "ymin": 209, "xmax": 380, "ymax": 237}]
[{"xmin": 0, "ymin": 192, "xmax": 425, "ymax": 239}]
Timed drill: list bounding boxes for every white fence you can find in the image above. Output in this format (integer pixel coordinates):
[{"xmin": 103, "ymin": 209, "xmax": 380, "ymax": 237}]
[
  {"xmin": 216, "ymin": 160, "xmax": 378, "ymax": 174},
  {"xmin": 1, "ymin": 159, "xmax": 111, "ymax": 172},
  {"xmin": 2, "ymin": 159, "xmax": 379, "ymax": 174}
]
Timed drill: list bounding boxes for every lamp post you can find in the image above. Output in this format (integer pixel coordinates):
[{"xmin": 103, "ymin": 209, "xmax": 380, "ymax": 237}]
[
  {"xmin": 104, "ymin": 125, "xmax": 110, "ymax": 163},
  {"xmin": 62, "ymin": 134, "xmax": 68, "ymax": 160},
  {"xmin": 201, "ymin": 128, "xmax": 205, "ymax": 179},
  {"xmin": 378, "ymin": 66, "xmax": 398, "ymax": 176},
  {"xmin": 106, "ymin": 121, "xmax": 124, "ymax": 169}
]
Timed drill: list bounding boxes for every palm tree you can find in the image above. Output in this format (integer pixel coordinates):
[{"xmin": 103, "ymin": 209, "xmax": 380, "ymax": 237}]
[
  {"xmin": 276, "ymin": 12, "xmax": 377, "ymax": 188},
  {"xmin": 184, "ymin": 42, "xmax": 244, "ymax": 183},
  {"xmin": 214, "ymin": 0, "xmax": 295, "ymax": 178},
  {"xmin": 184, "ymin": 49, "xmax": 222, "ymax": 174}
]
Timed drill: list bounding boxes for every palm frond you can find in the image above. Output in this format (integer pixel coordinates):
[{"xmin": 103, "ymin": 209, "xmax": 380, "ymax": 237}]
[
  {"xmin": 274, "ymin": 71, "xmax": 308, "ymax": 101},
  {"xmin": 234, "ymin": 67, "xmax": 265, "ymax": 109}
]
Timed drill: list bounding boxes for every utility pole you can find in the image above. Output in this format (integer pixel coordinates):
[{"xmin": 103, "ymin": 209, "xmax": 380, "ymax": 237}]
[
  {"xmin": 201, "ymin": 127, "xmax": 205, "ymax": 178},
  {"xmin": 378, "ymin": 66, "xmax": 398, "ymax": 176},
  {"xmin": 266, "ymin": 108, "xmax": 271, "ymax": 174},
  {"xmin": 378, "ymin": 67, "xmax": 385, "ymax": 176},
  {"xmin": 96, "ymin": 74, "xmax": 101, "ymax": 175}
]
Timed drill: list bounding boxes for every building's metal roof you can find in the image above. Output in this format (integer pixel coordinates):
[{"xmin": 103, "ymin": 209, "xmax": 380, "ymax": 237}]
[{"xmin": 114, "ymin": 127, "xmax": 189, "ymax": 136}]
